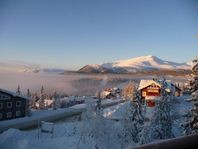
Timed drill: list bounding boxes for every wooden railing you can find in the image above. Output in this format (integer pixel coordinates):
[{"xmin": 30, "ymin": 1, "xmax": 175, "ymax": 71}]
[{"xmin": 132, "ymin": 133, "xmax": 198, "ymax": 149}]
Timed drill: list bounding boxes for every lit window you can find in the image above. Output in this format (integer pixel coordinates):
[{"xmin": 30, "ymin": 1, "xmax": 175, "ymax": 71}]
[
  {"xmin": 0, "ymin": 113, "xmax": 2, "ymax": 119},
  {"xmin": 142, "ymin": 91, "xmax": 146, "ymax": 97},
  {"xmin": 7, "ymin": 102, "xmax": 12, "ymax": 108},
  {"xmin": 16, "ymin": 101, "xmax": 21, "ymax": 107},
  {"xmin": 0, "ymin": 103, "xmax": 3, "ymax": 109},
  {"xmin": 7, "ymin": 112, "xmax": 12, "ymax": 118},
  {"xmin": 16, "ymin": 111, "xmax": 21, "ymax": 117}
]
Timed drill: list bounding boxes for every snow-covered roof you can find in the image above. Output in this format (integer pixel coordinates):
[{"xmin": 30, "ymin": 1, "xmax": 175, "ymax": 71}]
[
  {"xmin": 138, "ymin": 79, "xmax": 174, "ymax": 93},
  {"xmin": 0, "ymin": 88, "xmax": 29, "ymax": 100},
  {"xmin": 138, "ymin": 80, "xmax": 161, "ymax": 90}
]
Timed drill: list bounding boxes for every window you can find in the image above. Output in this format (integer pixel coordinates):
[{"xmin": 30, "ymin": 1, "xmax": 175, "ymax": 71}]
[
  {"xmin": 7, "ymin": 102, "xmax": 12, "ymax": 108},
  {"xmin": 16, "ymin": 101, "xmax": 21, "ymax": 107},
  {"xmin": 0, "ymin": 103, "xmax": 3, "ymax": 109},
  {"xmin": 16, "ymin": 111, "xmax": 21, "ymax": 117},
  {"xmin": 142, "ymin": 91, "xmax": 146, "ymax": 97},
  {"xmin": 7, "ymin": 112, "xmax": 12, "ymax": 118},
  {"xmin": 0, "ymin": 113, "xmax": 2, "ymax": 119}
]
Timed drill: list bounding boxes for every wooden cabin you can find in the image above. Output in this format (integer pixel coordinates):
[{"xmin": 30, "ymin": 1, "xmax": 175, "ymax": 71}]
[
  {"xmin": 138, "ymin": 79, "xmax": 179, "ymax": 107},
  {"xmin": 138, "ymin": 80, "xmax": 161, "ymax": 99},
  {"xmin": 0, "ymin": 88, "xmax": 29, "ymax": 121}
]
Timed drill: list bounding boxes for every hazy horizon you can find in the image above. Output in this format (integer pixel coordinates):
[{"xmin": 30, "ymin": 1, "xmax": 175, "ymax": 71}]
[{"xmin": 0, "ymin": 55, "xmax": 195, "ymax": 71}]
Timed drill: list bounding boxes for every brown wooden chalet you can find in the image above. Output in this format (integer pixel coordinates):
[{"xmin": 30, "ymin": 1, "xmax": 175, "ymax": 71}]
[{"xmin": 0, "ymin": 88, "xmax": 29, "ymax": 121}]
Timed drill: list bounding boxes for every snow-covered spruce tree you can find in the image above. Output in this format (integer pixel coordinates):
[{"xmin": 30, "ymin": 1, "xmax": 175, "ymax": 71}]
[
  {"xmin": 138, "ymin": 123, "xmax": 152, "ymax": 145},
  {"xmin": 149, "ymin": 78, "xmax": 174, "ymax": 140},
  {"xmin": 183, "ymin": 57, "xmax": 198, "ymax": 135},
  {"xmin": 120, "ymin": 86, "xmax": 144, "ymax": 148},
  {"xmin": 77, "ymin": 99, "xmax": 110, "ymax": 149}
]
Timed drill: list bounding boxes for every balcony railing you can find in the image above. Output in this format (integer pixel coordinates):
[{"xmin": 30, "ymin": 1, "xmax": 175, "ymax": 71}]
[{"xmin": 132, "ymin": 133, "xmax": 198, "ymax": 149}]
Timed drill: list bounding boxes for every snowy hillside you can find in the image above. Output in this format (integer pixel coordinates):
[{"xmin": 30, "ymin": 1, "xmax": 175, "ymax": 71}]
[
  {"xmin": 0, "ymin": 61, "xmax": 65, "ymax": 74},
  {"xmin": 79, "ymin": 55, "xmax": 191, "ymax": 73}
]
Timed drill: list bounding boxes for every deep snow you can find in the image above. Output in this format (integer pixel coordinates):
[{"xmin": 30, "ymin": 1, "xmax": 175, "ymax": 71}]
[{"xmin": 0, "ymin": 96, "xmax": 192, "ymax": 149}]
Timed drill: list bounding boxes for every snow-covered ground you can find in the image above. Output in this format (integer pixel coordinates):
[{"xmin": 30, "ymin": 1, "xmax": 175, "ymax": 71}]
[
  {"xmin": 0, "ymin": 96, "xmax": 192, "ymax": 149},
  {"xmin": 0, "ymin": 120, "xmax": 122, "ymax": 149},
  {"xmin": 0, "ymin": 101, "xmax": 124, "ymax": 149},
  {"xmin": 103, "ymin": 102, "xmax": 130, "ymax": 120},
  {"xmin": 102, "ymin": 95, "xmax": 192, "ymax": 138},
  {"xmin": 0, "ymin": 99, "xmax": 122, "ymax": 132}
]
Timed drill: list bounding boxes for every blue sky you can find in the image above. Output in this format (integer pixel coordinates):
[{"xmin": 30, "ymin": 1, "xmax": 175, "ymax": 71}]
[{"xmin": 0, "ymin": 0, "xmax": 198, "ymax": 70}]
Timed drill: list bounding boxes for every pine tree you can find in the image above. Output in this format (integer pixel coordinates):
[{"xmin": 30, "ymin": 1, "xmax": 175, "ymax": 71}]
[
  {"xmin": 26, "ymin": 89, "xmax": 32, "ymax": 105},
  {"xmin": 52, "ymin": 91, "xmax": 59, "ymax": 110},
  {"xmin": 138, "ymin": 123, "xmax": 152, "ymax": 145},
  {"xmin": 77, "ymin": 99, "xmax": 110, "ymax": 149},
  {"xmin": 39, "ymin": 85, "xmax": 45, "ymax": 109},
  {"xmin": 41, "ymin": 85, "xmax": 44, "ymax": 99},
  {"xmin": 183, "ymin": 56, "xmax": 198, "ymax": 135},
  {"xmin": 16, "ymin": 84, "xmax": 21, "ymax": 95},
  {"xmin": 150, "ymin": 78, "xmax": 174, "ymax": 140},
  {"xmin": 120, "ymin": 87, "xmax": 144, "ymax": 148},
  {"xmin": 27, "ymin": 89, "xmax": 31, "ymax": 97}
]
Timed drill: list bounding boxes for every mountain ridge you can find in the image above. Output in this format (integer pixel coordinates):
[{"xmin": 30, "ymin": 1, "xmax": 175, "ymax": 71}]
[
  {"xmin": 0, "ymin": 55, "xmax": 192, "ymax": 74},
  {"xmin": 78, "ymin": 55, "xmax": 191, "ymax": 73}
]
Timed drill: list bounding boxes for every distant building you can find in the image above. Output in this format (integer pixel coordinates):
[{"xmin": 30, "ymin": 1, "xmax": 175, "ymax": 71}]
[
  {"xmin": 35, "ymin": 98, "xmax": 53, "ymax": 109},
  {"xmin": 0, "ymin": 88, "xmax": 29, "ymax": 121},
  {"xmin": 99, "ymin": 87, "xmax": 121, "ymax": 99}
]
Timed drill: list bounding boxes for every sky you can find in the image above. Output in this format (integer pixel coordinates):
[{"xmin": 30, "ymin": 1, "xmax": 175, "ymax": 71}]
[{"xmin": 0, "ymin": 0, "xmax": 198, "ymax": 70}]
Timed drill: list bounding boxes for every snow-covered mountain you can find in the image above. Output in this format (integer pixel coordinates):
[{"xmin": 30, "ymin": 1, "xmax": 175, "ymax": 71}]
[
  {"xmin": 0, "ymin": 55, "xmax": 192, "ymax": 74},
  {"xmin": 78, "ymin": 64, "xmax": 114, "ymax": 73},
  {"xmin": 79, "ymin": 55, "xmax": 191, "ymax": 73},
  {"xmin": 0, "ymin": 61, "xmax": 65, "ymax": 74}
]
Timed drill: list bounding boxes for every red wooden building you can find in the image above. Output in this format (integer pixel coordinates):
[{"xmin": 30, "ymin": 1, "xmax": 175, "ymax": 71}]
[
  {"xmin": 139, "ymin": 80, "xmax": 181, "ymax": 107},
  {"xmin": 138, "ymin": 80, "xmax": 162, "ymax": 107}
]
